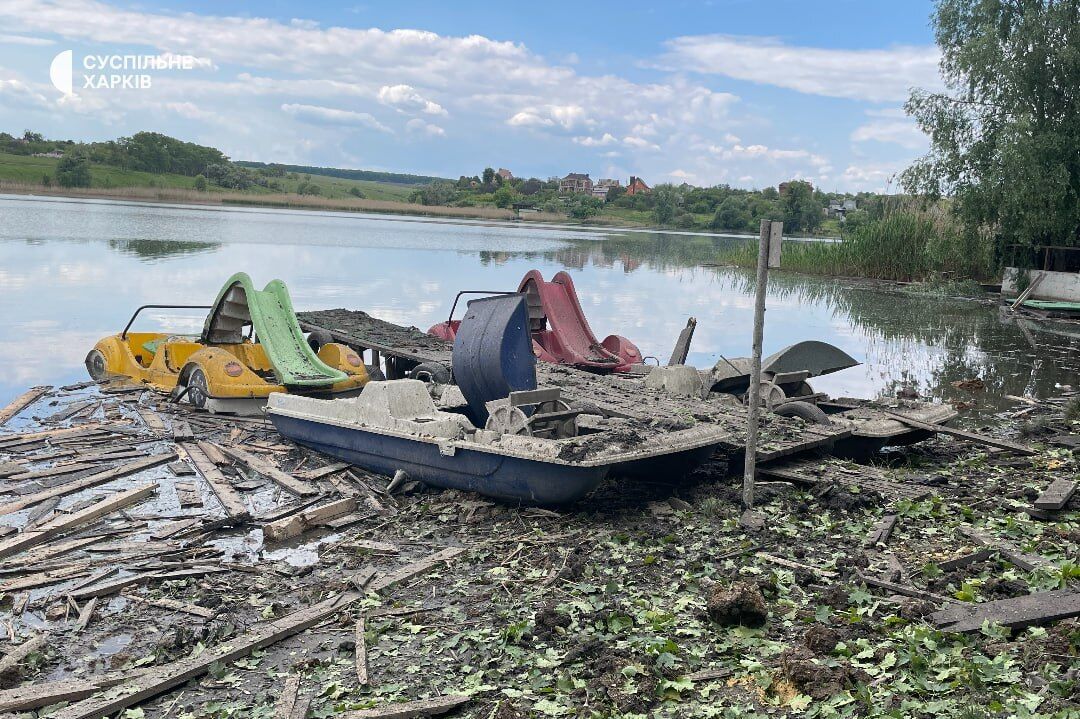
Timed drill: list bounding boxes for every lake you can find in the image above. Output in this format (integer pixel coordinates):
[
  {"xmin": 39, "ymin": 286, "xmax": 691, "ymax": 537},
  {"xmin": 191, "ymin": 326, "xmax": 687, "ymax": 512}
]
[{"xmin": 1, "ymin": 193, "xmax": 1077, "ymax": 414}]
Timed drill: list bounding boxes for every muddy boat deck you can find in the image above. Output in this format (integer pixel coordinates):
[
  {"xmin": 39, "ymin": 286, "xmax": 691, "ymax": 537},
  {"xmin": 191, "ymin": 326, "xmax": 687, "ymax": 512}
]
[{"xmin": 298, "ymin": 309, "xmax": 852, "ymax": 463}]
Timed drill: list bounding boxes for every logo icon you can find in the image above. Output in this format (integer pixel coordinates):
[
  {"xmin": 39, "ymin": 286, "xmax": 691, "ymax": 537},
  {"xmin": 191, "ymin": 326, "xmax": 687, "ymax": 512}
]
[{"xmin": 50, "ymin": 50, "xmax": 73, "ymax": 96}]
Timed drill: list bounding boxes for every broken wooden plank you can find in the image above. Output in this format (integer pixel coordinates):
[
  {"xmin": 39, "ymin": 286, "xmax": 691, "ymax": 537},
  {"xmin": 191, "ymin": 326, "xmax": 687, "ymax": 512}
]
[
  {"xmin": 150, "ymin": 517, "xmax": 202, "ymax": 540},
  {"xmin": 136, "ymin": 406, "xmax": 167, "ymax": 434},
  {"xmin": 865, "ymin": 514, "xmax": 898, "ymax": 547},
  {"xmin": 937, "ymin": 548, "xmax": 994, "ymax": 573},
  {"xmin": 175, "ymin": 481, "xmax": 202, "ymax": 508},
  {"xmin": 217, "ymin": 444, "xmax": 319, "ymax": 497},
  {"xmin": 263, "ymin": 498, "xmax": 357, "ymax": 542},
  {"xmin": 168, "ymin": 460, "xmax": 195, "ymax": 476},
  {"xmin": 123, "ymin": 593, "xmax": 215, "ymax": 619},
  {"xmin": 180, "ymin": 442, "xmax": 249, "ymax": 521},
  {"xmin": 370, "ymin": 547, "xmax": 465, "ymax": 592},
  {"xmin": 1034, "ymin": 477, "xmax": 1077, "ymax": 510},
  {"xmin": 0, "ymin": 424, "xmax": 107, "ymax": 450},
  {"xmin": 0, "ymin": 452, "xmax": 175, "ymax": 517},
  {"xmin": 0, "ymin": 483, "xmax": 158, "ymax": 560},
  {"xmin": 274, "ymin": 675, "xmax": 302, "ymax": 719},
  {"xmin": 957, "ymin": 527, "xmax": 1050, "ymax": 573},
  {"xmin": 882, "ymin": 411, "xmax": 1036, "ymax": 455},
  {"xmin": 296, "ymin": 462, "xmax": 351, "ymax": 481},
  {"xmin": 196, "ymin": 439, "xmax": 228, "ymax": 465},
  {"xmin": 75, "ymin": 597, "xmax": 97, "ymax": 631},
  {"xmin": 0, "ymin": 674, "xmax": 133, "ymax": 712},
  {"xmin": 355, "ymin": 617, "xmax": 368, "ymax": 686},
  {"xmin": 856, "ymin": 572, "xmax": 961, "ymax": 605},
  {"xmin": 755, "ymin": 551, "xmax": 837, "ymax": 579},
  {"xmin": 931, "ymin": 588, "xmax": 1080, "ymax": 633},
  {"xmin": 344, "ymin": 695, "xmax": 470, "ymax": 719},
  {"xmin": 0, "ymin": 632, "xmax": 48, "ymax": 683},
  {"xmin": 6, "ymin": 461, "xmax": 99, "ymax": 483},
  {"xmin": 0, "ymin": 386, "xmax": 51, "ymax": 426},
  {"xmin": 171, "ymin": 420, "xmax": 195, "ymax": 442}
]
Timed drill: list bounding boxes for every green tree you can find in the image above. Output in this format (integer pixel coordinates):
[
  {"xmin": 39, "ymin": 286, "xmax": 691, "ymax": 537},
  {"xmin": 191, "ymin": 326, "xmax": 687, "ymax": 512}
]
[
  {"xmin": 348, "ymin": 187, "xmax": 365, "ymax": 198},
  {"xmin": 569, "ymin": 195, "xmax": 603, "ymax": 219},
  {"xmin": 779, "ymin": 181, "xmax": 821, "ymax": 233},
  {"xmin": 55, "ymin": 154, "xmax": 91, "ymax": 188},
  {"xmin": 902, "ymin": 0, "xmax": 1080, "ymax": 254},
  {"xmin": 493, "ymin": 185, "xmax": 518, "ymax": 208},
  {"xmin": 652, "ymin": 185, "xmax": 680, "ymax": 225},
  {"xmin": 710, "ymin": 196, "xmax": 751, "ymax": 231},
  {"xmin": 193, "ymin": 174, "xmax": 208, "ymax": 191}
]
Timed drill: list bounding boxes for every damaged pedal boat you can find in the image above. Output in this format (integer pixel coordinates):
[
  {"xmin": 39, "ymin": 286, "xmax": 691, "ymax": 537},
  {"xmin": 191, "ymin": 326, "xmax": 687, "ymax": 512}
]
[{"xmin": 270, "ymin": 295, "xmax": 727, "ymax": 503}]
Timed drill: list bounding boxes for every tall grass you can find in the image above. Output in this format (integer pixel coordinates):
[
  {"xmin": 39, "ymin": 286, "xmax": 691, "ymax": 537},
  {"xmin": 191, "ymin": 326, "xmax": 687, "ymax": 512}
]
[{"xmin": 719, "ymin": 207, "xmax": 994, "ymax": 281}]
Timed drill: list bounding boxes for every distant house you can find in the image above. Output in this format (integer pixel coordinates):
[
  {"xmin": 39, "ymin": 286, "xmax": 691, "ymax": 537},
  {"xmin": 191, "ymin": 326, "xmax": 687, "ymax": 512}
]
[
  {"xmin": 591, "ymin": 178, "xmax": 620, "ymax": 199},
  {"xmin": 560, "ymin": 172, "xmax": 593, "ymax": 194},
  {"xmin": 33, "ymin": 150, "xmax": 64, "ymax": 159},
  {"xmin": 496, "ymin": 168, "xmax": 514, "ymax": 182},
  {"xmin": 625, "ymin": 176, "xmax": 650, "ymax": 196},
  {"xmin": 825, "ymin": 198, "xmax": 858, "ymax": 219}
]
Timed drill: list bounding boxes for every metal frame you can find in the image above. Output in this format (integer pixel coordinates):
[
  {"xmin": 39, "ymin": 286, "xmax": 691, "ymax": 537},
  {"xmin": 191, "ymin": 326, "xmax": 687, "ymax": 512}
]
[
  {"xmin": 121, "ymin": 304, "xmax": 212, "ymax": 339},
  {"xmin": 444, "ymin": 291, "xmax": 519, "ymax": 326}
]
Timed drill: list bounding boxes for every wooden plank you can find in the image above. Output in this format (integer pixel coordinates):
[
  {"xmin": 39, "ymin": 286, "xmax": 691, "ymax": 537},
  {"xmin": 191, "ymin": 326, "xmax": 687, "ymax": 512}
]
[
  {"xmin": 75, "ymin": 597, "xmax": 97, "ymax": 631},
  {"xmin": 263, "ymin": 498, "xmax": 357, "ymax": 542},
  {"xmin": 196, "ymin": 439, "xmax": 228, "ymax": 465},
  {"xmin": 370, "ymin": 547, "xmax": 465, "ymax": 592},
  {"xmin": 7, "ymin": 461, "xmax": 99, "ymax": 483},
  {"xmin": 344, "ymin": 695, "xmax": 470, "ymax": 719},
  {"xmin": 217, "ymin": 444, "xmax": 319, "ymax": 497},
  {"xmin": 150, "ymin": 518, "xmax": 202, "ymax": 540},
  {"xmin": 45, "ymin": 401, "xmax": 97, "ymax": 423},
  {"xmin": 0, "ymin": 424, "xmax": 106, "ymax": 450},
  {"xmin": 0, "ymin": 386, "xmax": 51, "ymax": 426},
  {"xmin": 274, "ymin": 675, "xmax": 302, "ymax": 719},
  {"xmin": 865, "ymin": 514, "xmax": 898, "ymax": 547},
  {"xmin": 856, "ymin": 572, "xmax": 961, "ymax": 605},
  {"xmin": 136, "ymin": 406, "xmax": 167, "ymax": 434},
  {"xmin": 938, "ymin": 548, "xmax": 994, "ymax": 573},
  {"xmin": 0, "ymin": 483, "xmax": 158, "ymax": 560},
  {"xmin": 171, "ymin": 420, "xmax": 195, "ymax": 442},
  {"xmin": 931, "ymin": 588, "xmax": 1080, "ymax": 633},
  {"xmin": 755, "ymin": 551, "xmax": 837, "ymax": 579},
  {"xmin": 0, "ymin": 632, "xmax": 49, "ymax": 680},
  {"xmin": 882, "ymin": 411, "xmax": 1036, "ymax": 455},
  {"xmin": 355, "ymin": 617, "xmax": 368, "ymax": 686},
  {"xmin": 123, "ymin": 593, "xmax": 215, "ymax": 619},
  {"xmin": 957, "ymin": 527, "xmax": 1050, "ymax": 572},
  {"xmin": 175, "ymin": 481, "xmax": 202, "ymax": 508},
  {"xmin": 0, "ymin": 452, "xmax": 174, "ymax": 517},
  {"xmin": 0, "ymin": 675, "xmax": 133, "ymax": 712},
  {"xmin": 295, "ymin": 462, "xmax": 351, "ymax": 481},
  {"xmin": 180, "ymin": 442, "xmax": 249, "ymax": 520},
  {"xmin": 1034, "ymin": 477, "xmax": 1077, "ymax": 510}
]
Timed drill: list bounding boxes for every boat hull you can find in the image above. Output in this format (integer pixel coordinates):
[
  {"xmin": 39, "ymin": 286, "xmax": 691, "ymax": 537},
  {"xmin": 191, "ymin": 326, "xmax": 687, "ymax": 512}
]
[{"xmin": 270, "ymin": 413, "xmax": 609, "ymax": 504}]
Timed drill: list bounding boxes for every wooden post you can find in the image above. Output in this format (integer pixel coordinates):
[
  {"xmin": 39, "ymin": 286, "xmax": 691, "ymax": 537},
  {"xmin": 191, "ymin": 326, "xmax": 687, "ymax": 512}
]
[{"xmin": 742, "ymin": 219, "xmax": 779, "ymax": 508}]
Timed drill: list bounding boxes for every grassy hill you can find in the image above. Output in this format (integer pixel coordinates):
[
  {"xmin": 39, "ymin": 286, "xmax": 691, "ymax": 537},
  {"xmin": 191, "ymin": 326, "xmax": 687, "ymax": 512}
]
[{"xmin": 0, "ymin": 152, "xmax": 416, "ymax": 202}]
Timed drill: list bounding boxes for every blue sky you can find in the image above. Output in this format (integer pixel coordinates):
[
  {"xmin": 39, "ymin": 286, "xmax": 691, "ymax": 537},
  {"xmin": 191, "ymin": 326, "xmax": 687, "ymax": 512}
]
[{"xmin": 0, "ymin": 1, "xmax": 942, "ymax": 191}]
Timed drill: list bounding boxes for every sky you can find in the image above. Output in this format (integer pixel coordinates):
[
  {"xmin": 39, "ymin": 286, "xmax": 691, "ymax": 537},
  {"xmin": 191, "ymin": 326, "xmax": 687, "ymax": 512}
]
[{"xmin": 0, "ymin": 0, "xmax": 943, "ymax": 192}]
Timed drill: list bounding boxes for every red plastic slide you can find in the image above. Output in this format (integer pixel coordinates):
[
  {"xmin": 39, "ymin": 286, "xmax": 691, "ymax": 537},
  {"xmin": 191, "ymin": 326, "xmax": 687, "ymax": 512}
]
[
  {"xmin": 427, "ymin": 270, "xmax": 642, "ymax": 373},
  {"xmin": 518, "ymin": 270, "xmax": 641, "ymax": 372}
]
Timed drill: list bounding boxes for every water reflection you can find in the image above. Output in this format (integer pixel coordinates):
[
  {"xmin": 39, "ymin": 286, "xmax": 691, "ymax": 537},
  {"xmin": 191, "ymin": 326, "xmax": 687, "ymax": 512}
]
[{"xmin": 0, "ymin": 195, "xmax": 1075, "ymax": 413}]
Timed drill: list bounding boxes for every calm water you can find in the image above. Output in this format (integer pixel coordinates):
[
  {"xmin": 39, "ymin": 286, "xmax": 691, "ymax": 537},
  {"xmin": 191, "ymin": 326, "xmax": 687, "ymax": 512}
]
[{"xmin": 1, "ymin": 193, "xmax": 1077, "ymax": 412}]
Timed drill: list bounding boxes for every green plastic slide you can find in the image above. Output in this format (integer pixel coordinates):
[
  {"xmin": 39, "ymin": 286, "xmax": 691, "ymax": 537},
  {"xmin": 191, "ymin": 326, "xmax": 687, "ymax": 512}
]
[{"xmin": 201, "ymin": 272, "xmax": 348, "ymax": 387}]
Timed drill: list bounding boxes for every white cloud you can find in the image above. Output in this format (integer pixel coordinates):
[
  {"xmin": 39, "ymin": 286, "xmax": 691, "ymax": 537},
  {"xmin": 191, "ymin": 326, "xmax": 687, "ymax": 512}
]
[
  {"xmin": 280, "ymin": 103, "xmax": 390, "ymax": 132},
  {"xmin": 659, "ymin": 34, "xmax": 941, "ymax": 102},
  {"xmin": 405, "ymin": 118, "xmax": 445, "ymax": 137},
  {"xmin": 508, "ymin": 104, "xmax": 588, "ymax": 131},
  {"xmin": 0, "ymin": 33, "xmax": 53, "ymax": 45},
  {"xmin": 573, "ymin": 132, "xmax": 617, "ymax": 147},
  {"xmin": 377, "ymin": 84, "xmax": 447, "ymax": 116},
  {"xmin": 623, "ymin": 136, "xmax": 660, "ymax": 151},
  {"xmin": 711, "ymin": 143, "xmax": 828, "ymax": 167},
  {"xmin": 851, "ymin": 109, "xmax": 927, "ymax": 149}
]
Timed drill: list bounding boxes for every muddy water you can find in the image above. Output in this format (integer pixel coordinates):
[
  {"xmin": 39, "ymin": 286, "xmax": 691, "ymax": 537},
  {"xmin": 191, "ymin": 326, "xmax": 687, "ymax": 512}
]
[{"xmin": 1, "ymin": 193, "xmax": 1077, "ymax": 412}]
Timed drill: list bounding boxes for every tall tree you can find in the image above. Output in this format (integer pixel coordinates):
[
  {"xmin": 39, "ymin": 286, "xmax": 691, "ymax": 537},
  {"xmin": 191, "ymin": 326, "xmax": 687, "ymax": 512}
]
[{"xmin": 903, "ymin": 0, "xmax": 1080, "ymax": 254}]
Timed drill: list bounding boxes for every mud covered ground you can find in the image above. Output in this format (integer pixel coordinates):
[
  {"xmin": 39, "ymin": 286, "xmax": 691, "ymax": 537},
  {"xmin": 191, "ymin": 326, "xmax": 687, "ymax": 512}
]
[{"xmin": 0, "ymin": 385, "xmax": 1077, "ymax": 719}]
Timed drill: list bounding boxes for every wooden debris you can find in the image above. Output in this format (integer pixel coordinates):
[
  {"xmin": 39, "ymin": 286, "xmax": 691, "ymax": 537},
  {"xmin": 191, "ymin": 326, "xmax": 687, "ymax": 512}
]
[
  {"xmin": 370, "ymin": 547, "xmax": 464, "ymax": 593},
  {"xmin": 856, "ymin": 572, "xmax": 961, "ymax": 605},
  {"xmin": 171, "ymin": 420, "xmax": 195, "ymax": 442},
  {"xmin": 263, "ymin": 498, "xmax": 357, "ymax": 542},
  {"xmin": 0, "ymin": 674, "xmax": 133, "ymax": 712},
  {"xmin": 123, "ymin": 593, "xmax": 215, "ymax": 619},
  {"xmin": 0, "ymin": 483, "xmax": 158, "ymax": 560},
  {"xmin": 882, "ymin": 411, "xmax": 1037, "ymax": 455},
  {"xmin": 0, "ymin": 452, "xmax": 175, "ymax": 517},
  {"xmin": 75, "ymin": 597, "xmax": 97, "ymax": 631},
  {"xmin": 865, "ymin": 514, "xmax": 898, "ymax": 547},
  {"xmin": 296, "ymin": 462, "xmax": 350, "ymax": 481},
  {"xmin": 937, "ymin": 548, "xmax": 994, "ymax": 573},
  {"xmin": 0, "ymin": 424, "xmax": 107, "ymax": 450},
  {"xmin": 344, "ymin": 695, "xmax": 470, "ymax": 719},
  {"xmin": 1033, "ymin": 477, "xmax": 1077, "ymax": 510},
  {"xmin": 354, "ymin": 617, "xmax": 368, "ymax": 686},
  {"xmin": 758, "ymin": 458, "xmax": 929, "ymax": 501},
  {"xmin": 150, "ymin": 517, "xmax": 202, "ymax": 540},
  {"xmin": 45, "ymin": 401, "xmax": 97, "ymax": 423},
  {"xmin": 755, "ymin": 551, "xmax": 837, "ymax": 578},
  {"xmin": 931, "ymin": 588, "xmax": 1080, "ymax": 633},
  {"xmin": 0, "ymin": 632, "xmax": 48, "ymax": 682},
  {"xmin": 136, "ymin": 406, "xmax": 167, "ymax": 433},
  {"xmin": 196, "ymin": 439, "xmax": 228, "ymax": 465},
  {"xmin": 957, "ymin": 527, "xmax": 1050, "ymax": 573},
  {"xmin": 217, "ymin": 444, "xmax": 319, "ymax": 497},
  {"xmin": 175, "ymin": 481, "xmax": 202, "ymax": 508},
  {"xmin": 180, "ymin": 442, "xmax": 249, "ymax": 521},
  {"xmin": 274, "ymin": 675, "xmax": 302, "ymax": 719},
  {"xmin": 168, "ymin": 460, "xmax": 195, "ymax": 476},
  {"xmin": 6, "ymin": 461, "xmax": 99, "ymax": 483},
  {"xmin": 0, "ymin": 386, "xmax": 51, "ymax": 426}
]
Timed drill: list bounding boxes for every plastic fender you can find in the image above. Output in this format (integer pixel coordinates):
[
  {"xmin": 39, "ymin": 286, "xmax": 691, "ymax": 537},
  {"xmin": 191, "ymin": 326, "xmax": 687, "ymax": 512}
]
[
  {"xmin": 427, "ymin": 321, "xmax": 459, "ymax": 342},
  {"xmin": 92, "ymin": 336, "xmax": 132, "ymax": 376},
  {"xmin": 317, "ymin": 343, "xmax": 371, "ymax": 390},
  {"xmin": 183, "ymin": 348, "xmax": 279, "ymax": 399}
]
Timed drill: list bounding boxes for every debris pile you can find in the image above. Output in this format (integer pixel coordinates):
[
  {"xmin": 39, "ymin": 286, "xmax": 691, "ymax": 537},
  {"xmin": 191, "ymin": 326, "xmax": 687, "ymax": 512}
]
[{"xmin": 0, "ymin": 382, "xmax": 1075, "ymax": 716}]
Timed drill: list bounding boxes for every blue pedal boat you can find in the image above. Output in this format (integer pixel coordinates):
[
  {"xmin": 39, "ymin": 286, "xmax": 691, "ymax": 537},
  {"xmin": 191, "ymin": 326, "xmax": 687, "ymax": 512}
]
[{"xmin": 268, "ymin": 295, "xmax": 728, "ymax": 504}]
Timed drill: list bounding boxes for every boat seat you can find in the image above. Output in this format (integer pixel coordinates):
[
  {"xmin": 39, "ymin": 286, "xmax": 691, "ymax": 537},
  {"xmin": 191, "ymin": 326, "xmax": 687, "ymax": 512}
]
[{"xmin": 353, "ymin": 380, "xmax": 476, "ymax": 439}]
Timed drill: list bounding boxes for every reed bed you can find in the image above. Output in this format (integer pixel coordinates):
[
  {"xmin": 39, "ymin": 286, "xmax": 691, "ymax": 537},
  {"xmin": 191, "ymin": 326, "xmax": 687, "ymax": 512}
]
[{"xmin": 720, "ymin": 210, "xmax": 994, "ymax": 281}]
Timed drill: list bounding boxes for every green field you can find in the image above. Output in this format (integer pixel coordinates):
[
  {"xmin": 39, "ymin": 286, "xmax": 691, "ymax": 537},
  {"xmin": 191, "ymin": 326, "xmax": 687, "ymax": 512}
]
[{"xmin": 0, "ymin": 152, "xmax": 415, "ymax": 202}]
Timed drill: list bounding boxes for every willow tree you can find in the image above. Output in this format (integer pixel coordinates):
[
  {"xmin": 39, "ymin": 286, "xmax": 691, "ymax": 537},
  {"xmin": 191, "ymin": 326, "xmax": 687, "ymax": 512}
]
[{"xmin": 902, "ymin": 0, "xmax": 1080, "ymax": 260}]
